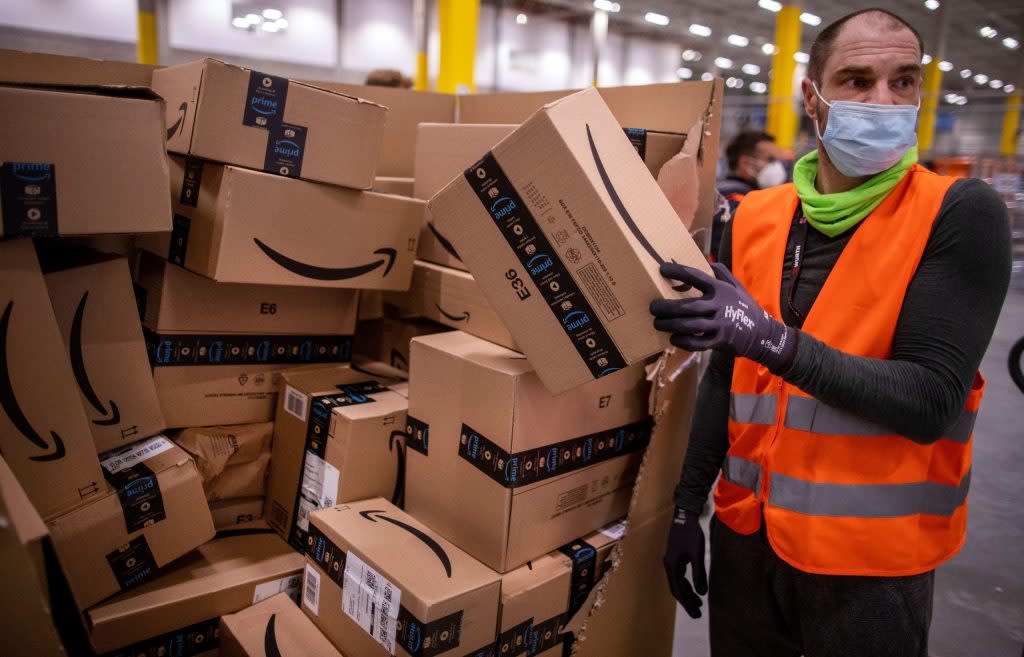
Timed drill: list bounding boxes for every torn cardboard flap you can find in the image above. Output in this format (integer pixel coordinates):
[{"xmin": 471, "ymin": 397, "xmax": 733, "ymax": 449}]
[{"xmin": 174, "ymin": 422, "xmax": 273, "ymax": 485}]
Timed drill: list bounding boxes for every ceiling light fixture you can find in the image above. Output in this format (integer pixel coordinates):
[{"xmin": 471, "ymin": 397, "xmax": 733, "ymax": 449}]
[
  {"xmin": 261, "ymin": 21, "xmax": 279, "ymax": 32},
  {"xmin": 1003, "ymin": 37, "xmax": 1020, "ymax": 49},
  {"xmin": 960, "ymin": 68, "xmax": 972, "ymax": 78},
  {"xmin": 990, "ymin": 79, "xmax": 1003, "ymax": 89},
  {"xmin": 922, "ymin": 54, "xmax": 932, "ymax": 64},
  {"xmin": 593, "ymin": 0, "xmax": 621, "ymax": 11},
  {"xmin": 794, "ymin": 51, "xmax": 809, "ymax": 64},
  {"xmin": 751, "ymin": 81, "xmax": 768, "ymax": 93},
  {"xmin": 758, "ymin": 0, "xmax": 782, "ymax": 12},
  {"xmin": 677, "ymin": 67, "xmax": 693, "ymax": 79},
  {"xmin": 979, "ymin": 26, "xmax": 997, "ymax": 38},
  {"xmin": 232, "ymin": 7, "xmax": 288, "ymax": 32},
  {"xmin": 762, "ymin": 43, "xmax": 777, "ymax": 55},
  {"xmin": 261, "ymin": 8, "xmax": 282, "ymax": 20},
  {"xmin": 728, "ymin": 34, "xmax": 749, "ymax": 47},
  {"xmin": 715, "ymin": 57, "xmax": 734, "ymax": 69},
  {"xmin": 682, "ymin": 49, "xmax": 703, "ymax": 62},
  {"xmin": 689, "ymin": 23, "xmax": 712, "ymax": 37},
  {"xmin": 973, "ymin": 73, "xmax": 989, "ymax": 84},
  {"xmin": 742, "ymin": 63, "xmax": 761, "ymax": 75},
  {"xmin": 645, "ymin": 12, "xmax": 670, "ymax": 26},
  {"xmin": 800, "ymin": 12, "xmax": 821, "ymax": 26},
  {"xmin": 1004, "ymin": 84, "xmax": 1015, "ymax": 93},
  {"xmin": 516, "ymin": 13, "xmax": 528, "ymax": 24},
  {"xmin": 924, "ymin": 0, "xmax": 939, "ymax": 9},
  {"xmin": 701, "ymin": 72, "xmax": 715, "ymax": 81},
  {"xmin": 938, "ymin": 60, "xmax": 953, "ymax": 72}
]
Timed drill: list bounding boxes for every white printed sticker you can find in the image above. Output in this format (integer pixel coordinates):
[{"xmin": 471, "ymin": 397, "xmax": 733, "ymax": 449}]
[
  {"xmin": 100, "ymin": 435, "xmax": 175, "ymax": 474},
  {"xmin": 600, "ymin": 519, "xmax": 627, "ymax": 540},
  {"xmin": 253, "ymin": 573, "xmax": 303, "ymax": 604},
  {"xmin": 303, "ymin": 563, "xmax": 321, "ymax": 615},
  {"xmin": 284, "ymin": 385, "xmax": 309, "ymax": 421},
  {"xmin": 296, "ymin": 452, "xmax": 340, "ymax": 532},
  {"xmin": 343, "ymin": 552, "xmax": 401, "ymax": 655}
]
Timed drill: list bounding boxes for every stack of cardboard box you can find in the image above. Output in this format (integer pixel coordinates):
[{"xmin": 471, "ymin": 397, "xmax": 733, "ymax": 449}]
[{"xmin": 0, "ymin": 48, "xmax": 722, "ymax": 657}]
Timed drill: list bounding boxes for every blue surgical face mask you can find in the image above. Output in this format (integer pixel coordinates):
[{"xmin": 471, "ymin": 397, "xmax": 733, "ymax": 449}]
[{"xmin": 813, "ymin": 83, "xmax": 919, "ymax": 177}]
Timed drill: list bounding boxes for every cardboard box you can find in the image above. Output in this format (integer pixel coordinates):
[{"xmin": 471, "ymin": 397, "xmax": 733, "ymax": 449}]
[
  {"xmin": 0, "ymin": 86, "xmax": 170, "ymax": 238},
  {"xmin": 174, "ymin": 422, "xmax": 273, "ymax": 500},
  {"xmin": 85, "ymin": 531, "xmax": 304, "ymax": 655},
  {"xmin": 220, "ymin": 592, "xmax": 343, "ymax": 657},
  {"xmin": 266, "ymin": 366, "xmax": 408, "ymax": 551},
  {"xmin": 301, "ymin": 498, "xmax": 500, "ymax": 657},
  {"xmin": 0, "ymin": 48, "xmax": 154, "ymax": 87},
  {"xmin": 210, "ymin": 496, "xmax": 265, "ymax": 530},
  {"xmin": 625, "ymin": 128, "xmax": 687, "ymax": 177},
  {"xmin": 354, "ymin": 317, "xmax": 450, "ymax": 373},
  {"xmin": 375, "ymin": 176, "xmax": 415, "ymax": 197},
  {"xmin": 359, "ymin": 290, "xmax": 385, "ymax": 321},
  {"xmin": 429, "ymin": 87, "xmax": 711, "ymax": 394},
  {"xmin": 0, "ymin": 456, "xmax": 65, "ymax": 657},
  {"xmin": 384, "ymin": 260, "xmax": 517, "ymax": 351},
  {"xmin": 41, "ymin": 249, "xmax": 165, "ymax": 453},
  {"xmin": 406, "ymin": 331, "xmax": 650, "ymax": 572},
  {"xmin": 46, "ymin": 435, "xmax": 215, "ymax": 610},
  {"xmin": 496, "ymin": 522, "xmax": 622, "ymax": 657},
  {"xmin": 137, "ymin": 156, "xmax": 423, "ymax": 290},
  {"xmin": 153, "ymin": 58, "xmax": 387, "ymax": 189},
  {"xmin": 0, "ymin": 240, "xmax": 104, "ymax": 519},
  {"xmin": 309, "ymin": 82, "xmax": 458, "ymax": 178}
]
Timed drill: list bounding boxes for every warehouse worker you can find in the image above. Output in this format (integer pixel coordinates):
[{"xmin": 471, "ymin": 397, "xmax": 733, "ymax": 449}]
[
  {"xmin": 651, "ymin": 8, "xmax": 1011, "ymax": 656},
  {"xmin": 712, "ymin": 131, "xmax": 786, "ymax": 257}
]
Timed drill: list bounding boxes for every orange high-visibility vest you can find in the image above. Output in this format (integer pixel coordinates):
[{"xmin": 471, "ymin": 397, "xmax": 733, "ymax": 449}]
[{"xmin": 715, "ymin": 164, "xmax": 986, "ymax": 576}]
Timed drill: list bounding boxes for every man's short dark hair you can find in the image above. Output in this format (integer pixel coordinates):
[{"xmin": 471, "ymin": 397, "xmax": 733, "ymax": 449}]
[
  {"xmin": 726, "ymin": 131, "xmax": 774, "ymax": 171},
  {"xmin": 808, "ymin": 9, "xmax": 924, "ymax": 84}
]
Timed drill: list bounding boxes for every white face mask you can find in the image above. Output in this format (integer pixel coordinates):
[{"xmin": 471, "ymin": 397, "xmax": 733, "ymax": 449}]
[
  {"xmin": 756, "ymin": 160, "xmax": 787, "ymax": 188},
  {"xmin": 813, "ymin": 82, "xmax": 919, "ymax": 177}
]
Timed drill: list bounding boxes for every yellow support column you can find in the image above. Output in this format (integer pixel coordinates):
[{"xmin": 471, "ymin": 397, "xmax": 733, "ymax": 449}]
[
  {"xmin": 136, "ymin": 0, "xmax": 158, "ymax": 65},
  {"xmin": 767, "ymin": 5, "xmax": 801, "ymax": 149},
  {"xmin": 437, "ymin": 0, "xmax": 479, "ymax": 94},
  {"xmin": 413, "ymin": 0, "xmax": 430, "ymax": 91},
  {"xmin": 918, "ymin": 60, "xmax": 942, "ymax": 154},
  {"xmin": 1001, "ymin": 90, "xmax": 1021, "ymax": 156}
]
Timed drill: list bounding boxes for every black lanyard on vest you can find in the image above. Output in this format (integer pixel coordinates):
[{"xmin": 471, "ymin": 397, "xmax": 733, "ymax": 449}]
[{"xmin": 786, "ymin": 206, "xmax": 808, "ymax": 322}]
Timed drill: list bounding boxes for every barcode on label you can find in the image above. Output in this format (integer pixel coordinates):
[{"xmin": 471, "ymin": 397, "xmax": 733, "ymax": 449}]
[
  {"xmin": 284, "ymin": 385, "xmax": 308, "ymax": 421},
  {"xmin": 303, "ymin": 564, "xmax": 321, "ymax": 614}
]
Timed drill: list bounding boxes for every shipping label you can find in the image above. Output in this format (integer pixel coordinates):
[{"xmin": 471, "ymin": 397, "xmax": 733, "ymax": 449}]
[
  {"xmin": 303, "ymin": 563, "xmax": 322, "ymax": 615},
  {"xmin": 0, "ymin": 162, "xmax": 58, "ymax": 237},
  {"xmin": 343, "ymin": 551, "xmax": 402, "ymax": 655},
  {"xmin": 296, "ymin": 452, "xmax": 340, "ymax": 532},
  {"xmin": 253, "ymin": 572, "xmax": 303, "ymax": 604}
]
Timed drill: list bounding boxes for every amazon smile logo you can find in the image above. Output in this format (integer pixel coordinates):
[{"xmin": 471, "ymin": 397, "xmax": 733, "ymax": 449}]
[
  {"xmin": 427, "ymin": 222, "xmax": 461, "ymax": 260},
  {"xmin": 0, "ymin": 301, "xmax": 66, "ymax": 461},
  {"xmin": 11, "ymin": 163, "xmax": 52, "ymax": 183},
  {"xmin": 264, "ymin": 614, "xmax": 283, "ymax": 657},
  {"xmin": 434, "ymin": 303, "xmax": 470, "ymax": 323},
  {"xmin": 360, "ymin": 509, "xmax": 452, "ymax": 577},
  {"xmin": 253, "ymin": 239, "xmax": 397, "ymax": 281},
  {"xmin": 70, "ymin": 291, "xmax": 121, "ymax": 426},
  {"xmin": 166, "ymin": 102, "xmax": 188, "ymax": 140}
]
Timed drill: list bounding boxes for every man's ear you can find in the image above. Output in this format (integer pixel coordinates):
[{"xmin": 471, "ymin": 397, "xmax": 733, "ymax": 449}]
[{"xmin": 801, "ymin": 77, "xmax": 817, "ymax": 120}]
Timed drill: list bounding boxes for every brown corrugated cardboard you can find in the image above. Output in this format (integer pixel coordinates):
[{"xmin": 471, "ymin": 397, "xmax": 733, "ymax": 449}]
[
  {"xmin": 0, "ymin": 48, "xmax": 154, "ymax": 87},
  {"xmin": 0, "ymin": 240, "xmax": 104, "ymax": 519},
  {"xmin": 496, "ymin": 523, "xmax": 622, "ymax": 657},
  {"xmin": 0, "ymin": 456, "xmax": 65, "ymax": 657},
  {"xmin": 308, "ymin": 82, "xmax": 457, "ymax": 178},
  {"xmin": 152, "ymin": 58, "xmax": 386, "ymax": 189},
  {"xmin": 210, "ymin": 496, "xmax": 265, "ymax": 529},
  {"xmin": 625, "ymin": 128, "xmax": 687, "ymax": 177},
  {"xmin": 406, "ymin": 331, "xmax": 650, "ymax": 572},
  {"xmin": 137, "ymin": 156, "xmax": 423, "ymax": 290},
  {"xmin": 174, "ymin": 422, "xmax": 272, "ymax": 499},
  {"xmin": 0, "ymin": 86, "xmax": 170, "ymax": 238},
  {"xmin": 265, "ymin": 366, "xmax": 408, "ymax": 552},
  {"xmin": 42, "ymin": 249, "xmax": 165, "ymax": 454},
  {"xmin": 354, "ymin": 317, "xmax": 450, "ymax": 373},
  {"xmin": 429, "ymin": 87, "xmax": 711, "ymax": 394},
  {"xmin": 301, "ymin": 498, "xmax": 500, "ymax": 657},
  {"xmin": 359, "ymin": 290, "xmax": 385, "ymax": 321},
  {"xmin": 220, "ymin": 592, "xmax": 344, "ymax": 657},
  {"xmin": 383, "ymin": 260, "xmax": 518, "ymax": 351},
  {"xmin": 46, "ymin": 436, "xmax": 215, "ymax": 610},
  {"xmin": 374, "ymin": 176, "xmax": 415, "ymax": 197},
  {"xmin": 86, "ymin": 531, "xmax": 304, "ymax": 654}
]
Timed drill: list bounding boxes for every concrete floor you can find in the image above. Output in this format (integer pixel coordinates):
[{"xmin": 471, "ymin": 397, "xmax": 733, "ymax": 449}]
[{"xmin": 672, "ymin": 285, "xmax": 1024, "ymax": 657}]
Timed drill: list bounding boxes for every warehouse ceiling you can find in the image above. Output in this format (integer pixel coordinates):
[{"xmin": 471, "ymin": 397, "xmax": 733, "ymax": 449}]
[{"xmin": 517, "ymin": 0, "xmax": 1024, "ymax": 101}]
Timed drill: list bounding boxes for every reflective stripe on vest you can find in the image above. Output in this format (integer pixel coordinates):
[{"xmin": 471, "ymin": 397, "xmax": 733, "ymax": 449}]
[
  {"xmin": 723, "ymin": 455, "xmax": 761, "ymax": 493},
  {"xmin": 729, "ymin": 393, "xmax": 776, "ymax": 425}
]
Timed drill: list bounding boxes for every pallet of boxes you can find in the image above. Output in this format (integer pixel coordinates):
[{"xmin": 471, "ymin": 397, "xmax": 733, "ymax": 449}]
[{"xmin": 0, "ymin": 48, "xmax": 722, "ymax": 657}]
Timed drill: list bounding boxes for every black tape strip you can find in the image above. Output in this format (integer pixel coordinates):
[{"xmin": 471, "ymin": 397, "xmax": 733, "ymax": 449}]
[
  {"xmin": 458, "ymin": 420, "xmax": 651, "ymax": 489},
  {"xmin": 463, "ymin": 154, "xmax": 626, "ymax": 380},
  {"xmin": 106, "ymin": 535, "xmax": 158, "ymax": 592},
  {"xmin": 168, "ymin": 213, "xmax": 191, "ymax": 266},
  {"xmin": 558, "ymin": 538, "xmax": 598, "ymax": 617},
  {"xmin": 1, "ymin": 162, "xmax": 58, "ymax": 237},
  {"xmin": 527, "ymin": 614, "xmax": 565, "ymax": 656},
  {"xmin": 103, "ymin": 616, "xmax": 220, "ymax": 657},
  {"xmin": 102, "ymin": 460, "xmax": 166, "ymax": 533},
  {"xmin": 561, "ymin": 633, "xmax": 576, "ymax": 657},
  {"xmin": 243, "ymin": 70, "xmax": 289, "ymax": 128},
  {"xmin": 179, "ymin": 158, "xmax": 204, "ymax": 207},
  {"xmin": 397, "ymin": 607, "xmax": 463, "ymax": 657},
  {"xmin": 306, "ymin": 521, "xmax": 348, "ymax": 586},
  {"xmin": 404, "ymin": 415, "xmax": 430, "ymax": 455},
  {"xmin": 623, "ymin": 127, "xmax": 648, "ymax": 161},
  {"xmin": 144, "ymin": 328, "xmax": 353, "ymax": 367},
  {"xmin": 463, "ymin": 645, "xmax": 497, "ymax": 657},
  {"xmin": 264, "ymin": 122, "xmax": 307, "ymax": 178},
  {"xmin": 497, "ymin": 618, "xmax": 532, "ymax": 657}
]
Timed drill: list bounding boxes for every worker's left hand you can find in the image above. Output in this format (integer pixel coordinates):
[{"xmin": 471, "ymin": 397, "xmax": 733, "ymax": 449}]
[{"xmin": 650, "ymin": 262, "xmax": 797, "ymax": 372}]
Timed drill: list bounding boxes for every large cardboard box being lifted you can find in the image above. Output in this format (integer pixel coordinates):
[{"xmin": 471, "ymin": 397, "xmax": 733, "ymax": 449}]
[
  {"xmin": 406, "ymin": 331, "xmax": 650, "ymax": 572},
  {"xmin": 42, "ymin": 248, "xmax": 165, "ymax": 453},
  {"xmin": 153, "ymin": 58, "xmax": 386, "ymax": 189},
  {"xmin": 137, "ymin": 156, "xmax": 423, "ymax": 290},
  {"xmin": 301, "ymin": 498, "xmax": 500, "ymax": 657},
  {"xmin": 0, "ymin": 240, "xmax": 104, "ymax": 519},
  {"xmin": 85, "ymin": 531, "xmax": 304, "ymax": 655},
  {"xmin": 429, "ymin": 88, "xmax": 710, "ymax": 394},
  {"xmin": 266, "ymin": 366, "xmax": 408, "ymax": 552},
  {"xmin": 0, "ymin": 83, "xmax": 169, "ymax": 238}
]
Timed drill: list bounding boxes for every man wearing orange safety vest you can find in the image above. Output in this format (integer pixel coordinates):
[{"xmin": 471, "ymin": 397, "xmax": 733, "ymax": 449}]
[
  {"xmin": 650, "ymin": 8, "xmax": 1011, "ymax": 656},
  {"xmin": 712, "ymin": 131, "xmax": 786, "ymax": 258}
]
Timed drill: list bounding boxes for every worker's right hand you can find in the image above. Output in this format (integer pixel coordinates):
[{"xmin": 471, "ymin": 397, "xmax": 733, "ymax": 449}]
[{"xmin": 663, "ymin": 506, "xmax": 708, "ymax": 619}]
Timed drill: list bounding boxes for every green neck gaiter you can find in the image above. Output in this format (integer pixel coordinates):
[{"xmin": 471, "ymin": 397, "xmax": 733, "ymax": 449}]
[{"xmin": 792, "ymin": 147, "xmax": 918, "ymax": 238}]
